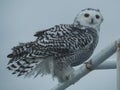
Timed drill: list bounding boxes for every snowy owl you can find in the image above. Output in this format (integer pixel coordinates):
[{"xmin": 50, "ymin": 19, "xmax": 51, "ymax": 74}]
[{"xmin": 7, "ymin": 8, "xmax": 103, "ymax": 82}]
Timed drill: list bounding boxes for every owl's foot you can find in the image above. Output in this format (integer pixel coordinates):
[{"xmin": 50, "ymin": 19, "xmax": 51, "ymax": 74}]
[
  {"xmin": 64, "ymin": 72, "xmax": 75, "ymax": 81},
  {"xmin": 56, "ymin": 66, "xmax": 75, "ymax": 83}
]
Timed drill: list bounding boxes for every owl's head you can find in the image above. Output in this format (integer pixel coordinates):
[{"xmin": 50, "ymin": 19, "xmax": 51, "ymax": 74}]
[{"xmin": 74, "ymin": 8, "xmax": 104, "ymax": 31}]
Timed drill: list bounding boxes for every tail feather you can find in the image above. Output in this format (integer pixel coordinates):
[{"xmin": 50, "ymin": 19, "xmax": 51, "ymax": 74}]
[
  {"xmin": 7, "ymin": 41, "xmax": 43, "ymax": 77},
  {"xmin": 7, "ymin": 41, "xmax": 54, "ymax": 77},
  {"xmin": 7, "ymin": 58, "xmax": 39, "ymax": 77}
]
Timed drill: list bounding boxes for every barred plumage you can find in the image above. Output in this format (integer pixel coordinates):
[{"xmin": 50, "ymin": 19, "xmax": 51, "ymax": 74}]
[{"xmin": 7, "ymin": 8, "xmax": 103, "ymax": 82}]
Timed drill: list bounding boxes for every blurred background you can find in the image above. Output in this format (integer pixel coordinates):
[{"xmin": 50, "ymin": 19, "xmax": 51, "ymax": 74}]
[{"xmin": 0, "ymin": 0, "xmax": 120, "ymax": 90}]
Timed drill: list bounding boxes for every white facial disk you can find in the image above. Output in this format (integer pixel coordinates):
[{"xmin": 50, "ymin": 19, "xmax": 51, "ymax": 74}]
[{"xmin": 74, "ymin": 8, "xmax": 104, "ymax": 31}]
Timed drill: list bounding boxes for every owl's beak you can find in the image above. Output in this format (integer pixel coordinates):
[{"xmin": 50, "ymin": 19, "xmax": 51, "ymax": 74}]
[{"xmin": 90, "ymin": 18, "xmax": 94, "ymax": 24}]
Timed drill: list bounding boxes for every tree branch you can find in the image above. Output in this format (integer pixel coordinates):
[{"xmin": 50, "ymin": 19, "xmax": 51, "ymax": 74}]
[
  {"xmin": 96, "ymin": 60, "xmax": 116, "ymax": 69},
  {"xmin": 51, "ymin": 40, "xmax": 119, "ymax": 90}
]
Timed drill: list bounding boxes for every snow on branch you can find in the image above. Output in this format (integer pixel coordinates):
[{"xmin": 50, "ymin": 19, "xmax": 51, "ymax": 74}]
[{"xmin": 51, "ymin": 39, "xmax": 120, "ymax": 90}]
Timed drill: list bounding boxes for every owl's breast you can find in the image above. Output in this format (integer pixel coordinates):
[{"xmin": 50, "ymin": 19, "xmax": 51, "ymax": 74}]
[
  {"xmin": 71, "ymin": 47, "xmax": 95, "ymax": 66},
  {"xmin": 71, "ymin": 31, "xmax": 99, "ymax": 66}
]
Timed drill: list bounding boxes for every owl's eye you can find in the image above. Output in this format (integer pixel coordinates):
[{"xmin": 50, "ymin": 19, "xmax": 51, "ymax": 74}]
[
  {"xmin": 95, "ymin": 15, "xmax": 100, "ymax": 19},
  {"xmin": 84, "ymin": 13, "xmax": 89, "ymax": 18}
]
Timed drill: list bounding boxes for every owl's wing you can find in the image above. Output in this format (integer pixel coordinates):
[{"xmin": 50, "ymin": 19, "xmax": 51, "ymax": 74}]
[
  {"xmin": 7, "ymin": 24, "xmax": 93, "ymax": 77},
  {"xmin": 34, "ymin": 24, "xmax": 76, "ymax": 56},
  {"xmin": 34, "ymin": 24, "xmax": 93, "ymax": 55},
  {"xmin": 7, "ymin": 24, "xmax": 73, "ymax": 76}
]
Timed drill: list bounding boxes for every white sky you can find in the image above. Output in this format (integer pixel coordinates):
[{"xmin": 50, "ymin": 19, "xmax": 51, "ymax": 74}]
[{"xmin": 0, "ymin": 0, "xmax": 120, "ymax": 90}]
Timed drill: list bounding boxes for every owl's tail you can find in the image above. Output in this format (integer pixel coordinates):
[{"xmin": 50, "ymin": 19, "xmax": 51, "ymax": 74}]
[
  {"xmin": 7, "ymin": 42, "xmax": 74, "ymax": 82},
  {"xmin": 7, "ymin": 41, "xmax": 54, "ymax": 77},
  {"xmin": 7, "ymin": 41, "xmax": 41, "ymax": 62}
]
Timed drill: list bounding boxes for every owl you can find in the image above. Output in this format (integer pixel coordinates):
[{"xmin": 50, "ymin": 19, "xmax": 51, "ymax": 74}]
[{"xmin": 7, "ymin": 8, "xmax": 103, "ymax": 82}]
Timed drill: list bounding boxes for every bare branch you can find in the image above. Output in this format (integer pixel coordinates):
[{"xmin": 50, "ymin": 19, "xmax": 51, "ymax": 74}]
[
  {"xmin": 51, "ymin": 40, "xmax": 118, "ymax": 90},
  {"xmin": 96, "ymin": 60, "xmax": 116, "ymax": 69}
]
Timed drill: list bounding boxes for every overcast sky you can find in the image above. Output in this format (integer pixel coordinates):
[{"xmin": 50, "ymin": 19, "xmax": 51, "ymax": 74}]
[{"xmin": 0, "ymin": 0, "xmax": 120, "ymax": 90}]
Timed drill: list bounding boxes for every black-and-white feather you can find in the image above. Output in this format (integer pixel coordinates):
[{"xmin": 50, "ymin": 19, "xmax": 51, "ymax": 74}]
[{"xmin": 7, "ymin": 8, "xmax": 103, "ymax": 82}]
